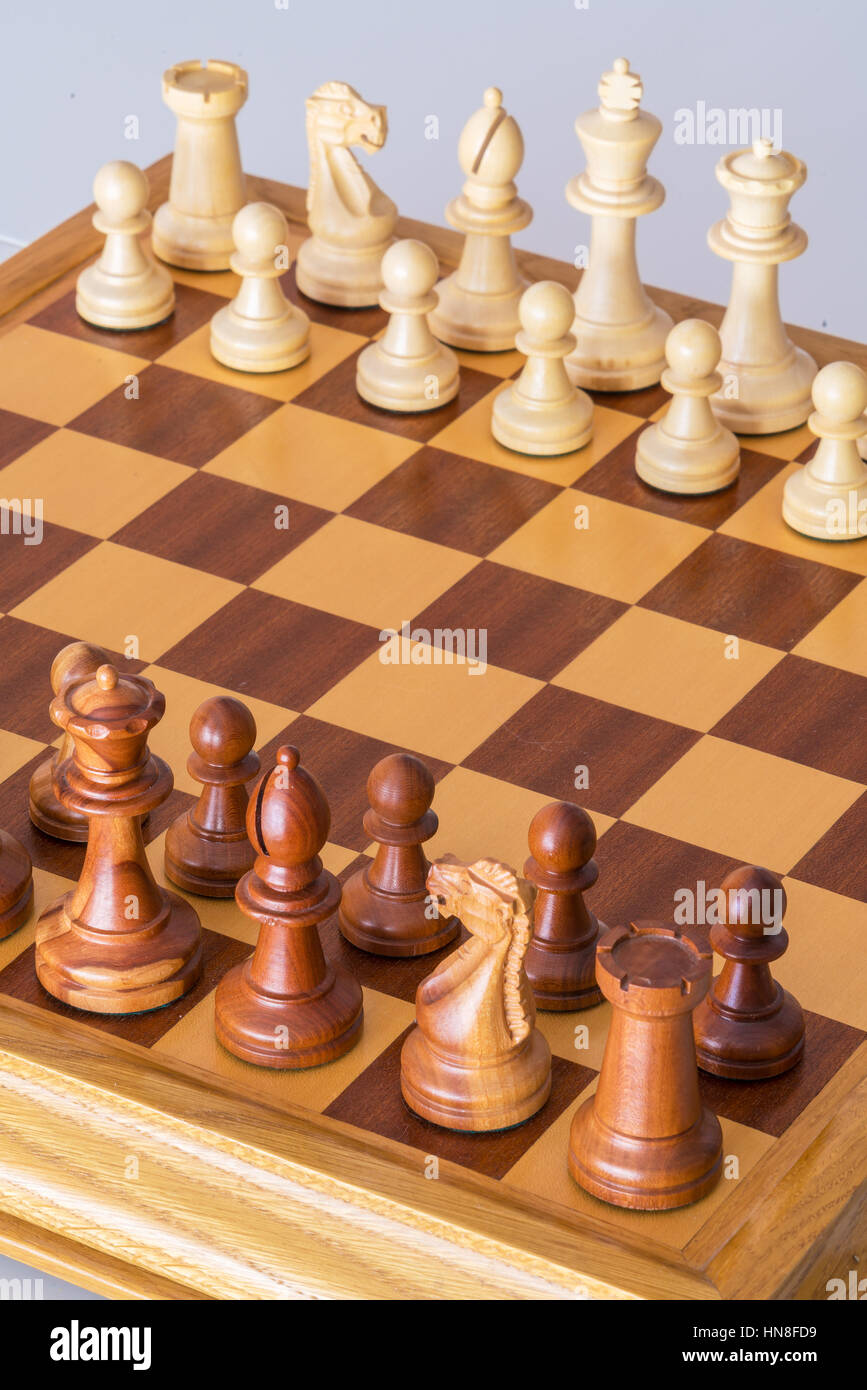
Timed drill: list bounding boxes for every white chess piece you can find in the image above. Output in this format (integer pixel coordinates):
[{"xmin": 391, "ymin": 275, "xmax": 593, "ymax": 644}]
[
  {"xmin": 635, "ymin": 320, "xmax": 740, "ymax": 494},
  {"xmin": 565, "ymin": 58, "xmax": 671, "ymax": 390},
  {"xmin": 428, "ymin": 87, "xmax": 532, "ymax": 352},
  {"xmin": 709, "ymin": 138, "xmax": 816, "ymax": 434},
  {"xmin": 356, "ymin": 240, "xmax": 460, "ymax": 412},
  {"xmin": 782, "ymin": 362, "xmax": 867, "ymax": 541},
  {"xmin": 492, "ymin": 281, "xmax": 593, "ymax": 455},
  {"xmin": 296, "ymin": 81, "xmax": 397, "ymax": 307},
  {"xmin": 153, "ymin": 59, "xmax": 248, "ymax": 271},
  {"xmin": 210, "ymin": 203, "xmax": 310, "ymax": 373},
  {"xmin": 76, "ymin": 162, "xmax": 174, "ymax": 331}
]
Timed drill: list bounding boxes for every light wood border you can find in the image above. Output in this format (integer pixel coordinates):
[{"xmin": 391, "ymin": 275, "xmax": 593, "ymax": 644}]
[{"xmin": 0, "ymin": 160, "xmax": 864, "ymax": 1301}]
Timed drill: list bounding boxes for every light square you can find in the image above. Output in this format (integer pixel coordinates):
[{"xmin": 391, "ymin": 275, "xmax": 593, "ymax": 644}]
[
  {"xmin": 156, "ymin": 321, "xmax": 368, "ymax": 402},
  {"xmin": 720, "ymin": 464, "xmax": 867, "ymax": 578},
  {"xmin": 11, "ymin": 541, "xmax": 242, "ymax": 662},
  {"xmin": 205, "ymin": 402, "xmax": 417, "ymax": 511},
  {"xmin": 0, "ymin": 429, "xmax": 191, "ymax": 539},
  {"xmin": 793, "ymin": 579, "xmax": 867, "ymax": 678},
  {"xmin": 308, "ymin": 643, "xmax": 543, "ymax": 764},
  {"xmin": 777, "ymin": 877, "xmax": 867, "ymax": 1030},
  {"xmin": 505, "ymin": 1086, "xmax": 775, "ymax": 1252},
  {"xmin": 253, "ymin": 514, "xmax": 477, "ymax": 631},
  {"xmin": 430, "ymin": 391, "xmax": 640, "ymax": 487},
  {"xmin": 553, "ymin": 607, "xmax": 784, "ymax": 732},
  {"xmin": 0, "ymin": 728, "xmax": 48, "ymax": 781},
  {"xmin": 0, "ymin": 325, "xmax": 148, "ymax": 426},
  {"xmin": 0, "ymin": 866, "xmax": 73, "ymax": 972},
  {"xmin": 424, "ymin": 765, "xmax": 616, "ymax": 871},
  {"xmin": 153, "ymin": 986, "xmax": 415, "ymax": 1114},
  {"xmin": 490, "ymin": 489, "xmax": 709, "ymax": 604},
  {"xmin": 735, "ymin": 424, "xmax": 813, "ymax": 461},
  {"xmin": 622, "ymin": 734, "xmax": 864, "ymax": 873}
]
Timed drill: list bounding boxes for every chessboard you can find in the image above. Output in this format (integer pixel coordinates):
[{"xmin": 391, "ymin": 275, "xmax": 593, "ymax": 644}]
[{"xmin": 0, "ymin": 156, "xmax": 864, "ymax": 1302}]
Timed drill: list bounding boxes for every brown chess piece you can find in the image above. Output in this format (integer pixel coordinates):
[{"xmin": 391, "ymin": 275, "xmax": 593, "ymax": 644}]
[
  {"xmin": 338, "ymin": 752, "xmax": 459, "ymax": 957},
  {"xmin": 401, "ymin": 856, "xmax": 551, "ymax": 1131},
  {"xmin": 29, "ymin": 641, "xmax": 108, "ymax": 841},
  {"xmin": 0, "ymin": 831, "xmax": 33, "ymax": 941},
  {"xmin": 164, "ymin": 696, "xmax": 259, "ymax": 898},
  {"xmin": 215, "ymin": 745, "xmax": 363, "ymax": 1068},
  {"xmin": 34, "ymin": 664, "xmax": 203, "ymax": 1014},
  {"xmin": 568, "ymin": 922, "xmax": 723, "ymax": 1211},
  {"xmin": 523, "ymin": 801, "xmax": 604, "ymax": 1011},
  {"xmin": 694, "ymin": 865, "xmax": 805, "ymax": 1079}
]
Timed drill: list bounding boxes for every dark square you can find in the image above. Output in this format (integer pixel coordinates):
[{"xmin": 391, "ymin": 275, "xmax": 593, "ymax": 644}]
[
  {"xmin": 67, "ymin": 363, "xmax": 282, "ymax": 468},
  {"xmin": 280, "ymin": 265, "xmax": 388, "ymax": 338},
  {"xmin": 157, "ymin": 588, "xmax": 379, "ymax": 709},
  {"xmin": 0, "ymin": 617, "xmax": 145, "ymax": 742},
  {"xmin": 592, "ymin": 821, "xmax": 742, "ymax": 931},
  {"xmin": 0, "ymin": 408, "xmax": 56, "ymax": 468},
  {"xmin": 0, "ymin": 522, "xmax": 97, "ymax": 611},
  {"xmin": 712, "ymin": 655, "xmax": 867, "ymax": 783},
  {"xmin": 411, "ymin": 561, "xmax": 627, "ymax": 682},
  {"xmin": 789, "ymin": 792, "xmax": 867, "ymax": 901},
  {"xmin": 110, "ymin": 471, "xmax": 331, "ymax": 585},
  {"xmin": 255, "ymin": 716, "xmax": 453, "ymax": 851},
  {"xmin": 698, "ymin": 1010, "xmax": 867, "ymax": 1137},
  {"xmin": 0, "ymin": 927, "xmax": 249, "ymax": 1048},
  {"xmin": 292, "ymin": 349, "xmax": 500, "ymax": 444},
  {"xmin": 639, "ymin": 533, "xmax": 860, "ymax": 650},
  {"xmin": 463, "ymin": 684, "xmax": 700, "ymax": 817},
  {"xmin": 346, "ymin": 447, "xmax": 560, "ymax": 556},
  {"xmin": 324, "ymin": 1026, "xmax": 595, "ymax": 1180},
  {"xmin": 587, "ymin": 382, "xmax": 670, "ymax": 418},
  {"xmin": 29, "ymin": 283, "xmax": 228, "ymax": 362},
  {"xmin": 579, "ymin": 437, "xmax": 786, "ymax": 529}
]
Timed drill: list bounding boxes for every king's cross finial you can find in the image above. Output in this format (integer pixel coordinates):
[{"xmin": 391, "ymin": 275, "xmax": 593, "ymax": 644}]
[{"xmin": 599, "ymin": 57, "xmax": 643, "ymax": 116}]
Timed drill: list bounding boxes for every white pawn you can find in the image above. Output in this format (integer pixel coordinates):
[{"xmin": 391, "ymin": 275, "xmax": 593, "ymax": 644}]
[
  {"xmin": 356, "ymin": 240, "xmax": 460, "ymax": 412},
  {"xmin": 635, "ymin": 320, "xmax": 740, "ymax": 494},
  {"xmin": 492, "ymin": 281, "xmax": 593, "ymax": 455},
  {"xmin": 76, "ymin": 161, "xmax": 174, "ymax": 330},
  {"xmin": 783, "ymin": 363, "xmax": 867, "ymax": 541},
  {"xmin": 210, "ymin": 202, "xmax": 310, "ymax": 373}
]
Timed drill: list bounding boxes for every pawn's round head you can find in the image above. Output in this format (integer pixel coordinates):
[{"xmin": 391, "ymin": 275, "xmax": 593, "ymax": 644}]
[
  {"xmin": 811, "ymin": 361, "xmax": 867, "ymax": 423},
  {"xmin": 93, "ymin": 161, "xmax": 149, "ymax": 224},
  {"xmin": 666, "ymin": 319, "xmax": 721, "ymax": 379},
  {"xmin": 232, "ymin": 201, "xmax": 288, "ymax": 265},
  {"xmin": 519, "ymin": 280, "xmax": 574, "ymax": 342},
  {"xmin": 528, "ymin": 801, "xmax": 596, "ymax": 873},
  {"xmin": 190, "ymin": 695, "xmax": 256, "ymax": 767},
  {"xmin": 381, "ymin": 238, "xmax": 438, "ymax": 299},
  {"xmin": 367, "ymin": 752, "xmax": 434, "ymax": 826},
  {"xmin": 720, "ymin": 864, "xmax": 786, "ymax": 936}
]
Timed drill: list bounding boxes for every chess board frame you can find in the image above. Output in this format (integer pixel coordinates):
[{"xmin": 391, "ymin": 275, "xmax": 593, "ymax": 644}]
[{"xmin": 0, "ymin": 157, "xmax": 864, "ymax": 1303}]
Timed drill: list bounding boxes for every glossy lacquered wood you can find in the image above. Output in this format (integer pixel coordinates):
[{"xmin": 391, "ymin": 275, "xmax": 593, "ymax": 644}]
[
  {"xmin": 29, "ymin": 641, "xmax": 108, "ymax": 842},
  {"xmin": 523, "ymin": 800, "xmax": 604, "ymax": 1011}
]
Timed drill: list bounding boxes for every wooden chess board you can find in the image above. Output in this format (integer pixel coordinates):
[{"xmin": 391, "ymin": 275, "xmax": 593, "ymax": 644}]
[{"xmin": 0, "ymin": 157, "xmax": 864, "ymax": 1302}]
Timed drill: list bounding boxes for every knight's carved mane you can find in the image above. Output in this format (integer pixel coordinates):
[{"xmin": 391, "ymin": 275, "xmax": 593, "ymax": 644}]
[
  {"xmin": 455, "ymin": 858, "xmax": 532, "ymax": 1045},
  {"xmin": 305, "ymin": 82, "xmax": 365, "ymax": 214}
]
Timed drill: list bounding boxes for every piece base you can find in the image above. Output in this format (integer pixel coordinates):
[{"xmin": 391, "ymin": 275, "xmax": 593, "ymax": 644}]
[
  {"xmin": 711, "ymin": 346, "xmax": 816, "ymax": 435},
  {"xmin": 75, "ymin": 270, "xmax": 175, "ymax": 331},
  {"xmin": 400, "ymin": 1027, "xmax": 552, "ymax": 1132},
  {"xmin": 492, "ymin": 388, "xmax": 594, "ymax": 457},
  {"xmin": 531, "ymin": 980, "xmax": 604, "ymax": 1012},
  {"xmin": 210, "ymin": 305, "xmax": 311, "ymax": 374},
  {"xmin": 0, "ymin": 877, "xmax": 33, "ymax": 941},
  {"xmin": 428, "ymin": 273, "xmax": 528, "ymax": 353},
  {"xmin": 296, "ymin": 235, "xmax": 392, "ymax": 308},
  {"xmin": 214, "ymin": 960, "xmax": 364, "ymax": 1070},
  {"xmin": 568, "ymin": 1100, "xmax": 723, "ymax": 1211},
  {"xmin": 338, "ymin": 898, "xmax": 460, "ymax": 957},
  {"xmin": 696, "ymin": 1032, "xmax": 805, "ymax": 1080},
  {"xmin": 635, "ymin": 427, "xmax": 741, "ymax": 495},
  {"xmin": 565, "ymin": 304, "xmax": 672, "ymax": 392},
  {"xmin": 356, "ymin": 344, "xmax": 460, "ymax": 413},
  {"xmin": 694, "ymin": 989, "xmax": 806, "ymax": 1079},
  {"xmin": 782, "ymin": 472, "xmax": 867, "ymax": 542},
  {"xmin": 35, "ymin": 893, "xmax": 203, "ymax": 1015},
  {"xmin": 152, "ymin": 204, "xmax": 240, "ymax": 272},
  {"xmin": 163, "ymin": 848, "xmax": 251, "ymax": 899}
]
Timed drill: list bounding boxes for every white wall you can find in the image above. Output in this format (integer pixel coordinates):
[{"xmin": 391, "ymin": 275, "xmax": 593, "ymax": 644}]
[{"xmin": 3, "ymin": 0, "xmax": 866, "ymax": 338}]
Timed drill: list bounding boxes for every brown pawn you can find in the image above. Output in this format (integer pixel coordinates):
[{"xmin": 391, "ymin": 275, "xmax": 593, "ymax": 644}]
[
  {"xmin": 215, "ymin": 745, "xmax": 363, "ymax": 1068},
  {"xmin": 35, "ymin": 664, "xmax": 203, "ymax": 1013},
  {"xmin": 29, "ymin": 641, "xmax": 108, "ymax": 841},
  {"xmin": 339, "ymin": 753, "xmax": 459, "ymax": 956},
  {"xmin": 164, "ymin": 696, "xmax": 259, "ymax": 898},
  {"xmin": 694, "ymin": 865, "xmax": 805, "ymax": 1079},
  {"xmin": 523, "ymin": 801, "xmax": 604, "ymax": 1010},
  {"xmin": 0, "ymin": 831, "xmax": 33, "ymax": 941},
  {"xmin": 568, "ymin": 922, "xmax": 723, "ymax": 1211}
]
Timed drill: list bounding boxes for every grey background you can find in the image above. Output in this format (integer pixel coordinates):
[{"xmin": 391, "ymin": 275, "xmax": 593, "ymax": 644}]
[{"xmin": 0, "ymin": 0, "xmax": 862, "ymax": 1301}]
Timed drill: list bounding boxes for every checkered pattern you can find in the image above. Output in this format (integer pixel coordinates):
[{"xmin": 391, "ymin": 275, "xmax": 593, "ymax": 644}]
[{"xmin": 0, "ymin": 230, "xmax": 865, "ymax": 1260}]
